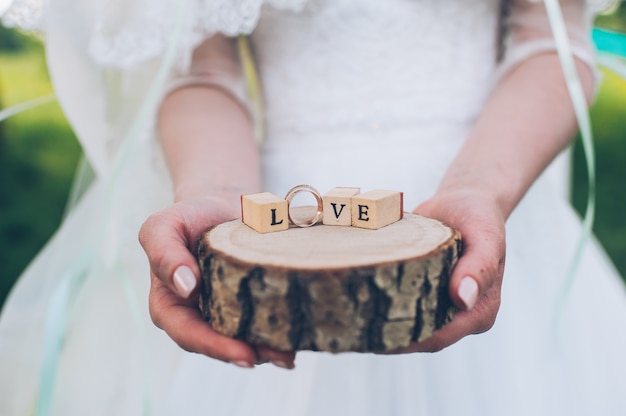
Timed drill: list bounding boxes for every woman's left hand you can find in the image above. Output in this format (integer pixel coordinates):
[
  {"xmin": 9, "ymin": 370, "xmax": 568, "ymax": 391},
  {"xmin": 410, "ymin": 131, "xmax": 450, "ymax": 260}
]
[{"xmin": 387, "ymin": 187, "xmax": 506, "ymax": 353}]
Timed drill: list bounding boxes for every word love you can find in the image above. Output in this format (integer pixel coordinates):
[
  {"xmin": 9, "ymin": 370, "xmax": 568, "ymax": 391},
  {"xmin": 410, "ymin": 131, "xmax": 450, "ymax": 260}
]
[{"xmin": 241, "ymin": 186, "xmax": 404, "ymax": 234}]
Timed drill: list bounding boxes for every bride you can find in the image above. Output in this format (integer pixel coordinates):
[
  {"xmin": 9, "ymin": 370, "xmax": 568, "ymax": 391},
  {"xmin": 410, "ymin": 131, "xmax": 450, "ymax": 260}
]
[{"xmin": 2, "ymin": 0, "xmax": 626, "ymax": 415}]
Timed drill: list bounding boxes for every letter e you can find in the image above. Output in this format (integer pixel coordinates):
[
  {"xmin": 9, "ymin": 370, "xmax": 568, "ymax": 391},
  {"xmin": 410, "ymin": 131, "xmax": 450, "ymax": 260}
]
[{"xmin": 358, "ymin": 205, "xmax": 370, "ymax": 222}]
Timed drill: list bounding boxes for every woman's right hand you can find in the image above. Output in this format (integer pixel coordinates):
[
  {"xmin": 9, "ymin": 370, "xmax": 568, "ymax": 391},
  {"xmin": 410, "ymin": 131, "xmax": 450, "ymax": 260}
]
[{"xmin": 139, "ymin": 197, "xmax": 296, "ymax": 369}]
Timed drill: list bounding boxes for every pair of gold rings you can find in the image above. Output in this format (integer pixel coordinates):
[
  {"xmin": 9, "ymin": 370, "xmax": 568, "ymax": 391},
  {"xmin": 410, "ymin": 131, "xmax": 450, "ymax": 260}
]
[{"xmin": 284, "ymin": 184, "xmax": 323, "ymax": 228}]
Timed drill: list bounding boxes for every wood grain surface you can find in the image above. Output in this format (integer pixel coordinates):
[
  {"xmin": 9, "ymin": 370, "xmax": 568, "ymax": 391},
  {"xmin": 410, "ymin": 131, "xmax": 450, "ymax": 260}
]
[{"xmin": 198, "ymin": 207, "xmax": 461, "ymax": 353}]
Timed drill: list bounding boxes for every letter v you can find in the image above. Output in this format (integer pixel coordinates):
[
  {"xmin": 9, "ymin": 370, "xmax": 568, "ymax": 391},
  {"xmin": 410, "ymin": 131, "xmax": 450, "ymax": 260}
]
[{"xmin": 331, "ymin": 203, "xmax": 346, "ymax": 219}]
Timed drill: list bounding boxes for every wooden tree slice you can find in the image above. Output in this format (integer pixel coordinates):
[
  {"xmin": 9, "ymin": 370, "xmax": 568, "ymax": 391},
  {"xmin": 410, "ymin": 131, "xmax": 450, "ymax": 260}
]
[{"xmin": 197, "ymin": 207, "xmax": 462, "ymax": 353}]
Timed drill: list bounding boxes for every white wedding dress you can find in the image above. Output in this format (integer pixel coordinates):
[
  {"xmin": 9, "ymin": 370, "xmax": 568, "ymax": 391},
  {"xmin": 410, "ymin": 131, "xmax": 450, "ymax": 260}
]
[{"xmin": 2, "ymin": 0, "xmax": 626, "ymax": 415}]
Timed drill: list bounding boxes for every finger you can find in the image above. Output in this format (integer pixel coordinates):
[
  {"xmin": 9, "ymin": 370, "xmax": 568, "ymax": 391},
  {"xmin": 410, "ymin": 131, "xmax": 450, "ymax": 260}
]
[
  {"xmin": 139, "ymin": 211, "xmax": 201, "ymax": 299},
  {"xmin": 412, "ymin": 285, "xmax": 501, "ymax": 352},
  {"xmin": 149, "ymin": 275, "xmax": 257, "ymax": 367},
  {"xmin": 389, "ymin": 314, "xmax": 474, "ymax": 353},
  {"xmin": 448, "ymin": 219, "xmax": 505, "ymax": 312},
  {"xmin": 382, "ymin": 284, "xmax": 501, "ymax": 354},
  {"xmin": 255, "ymin": 345, "xmax": 296, "ymax": 370},
  {"xmin": 382, "ymin": 311, "xmax": 473, "ymax": 354}
]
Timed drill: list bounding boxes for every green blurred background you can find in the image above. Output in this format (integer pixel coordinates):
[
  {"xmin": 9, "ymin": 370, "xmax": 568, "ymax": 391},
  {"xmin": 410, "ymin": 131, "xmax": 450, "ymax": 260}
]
[{"xmin": 0, "ymin": 9, "xmax": 625, "ymax": 310}]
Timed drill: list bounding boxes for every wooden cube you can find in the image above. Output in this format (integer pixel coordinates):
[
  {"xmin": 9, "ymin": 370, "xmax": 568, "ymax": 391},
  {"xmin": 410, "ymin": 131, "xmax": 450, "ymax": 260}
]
[
  {"xmin": 322, "ymin": 187, "xmax": 361, "ymax": 226},
  {"xmin": 241, "ymin": 192, "xmax": 289, "ymax": 233},
  {"xmin": 351, "ymin": 190, "xmax": 404, "ymax": 230}
]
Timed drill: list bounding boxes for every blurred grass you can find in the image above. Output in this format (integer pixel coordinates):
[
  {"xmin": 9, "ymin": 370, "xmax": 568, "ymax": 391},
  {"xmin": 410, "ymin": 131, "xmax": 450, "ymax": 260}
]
[
  {"xmin": 0, "ymin": 13, "xmax": 626, "ymax": 310},
  {"xmin": 596, "ymin": 3, "xmax": 626, "ymax": 32},
  {"xmin": 0, "ymin": 35, "xmax": 81, "ymax": 308},
  {"xmin": 572, "ymin": 68, "xmax": 626, "ymax": 276}
]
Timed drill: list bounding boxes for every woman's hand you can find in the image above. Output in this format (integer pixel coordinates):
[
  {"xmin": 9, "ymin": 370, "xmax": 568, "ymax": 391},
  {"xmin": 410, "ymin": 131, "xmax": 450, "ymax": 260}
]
[
  {"xmin": 388, "ymin": 52, "xmax": 595, "ymax": 354},
  {"xmin": 139, "ymin": 197, "xmax": 296, "ymax": 369},
  {"xmin": 389, "ymin": 187, "xmax": 506, "ymax": 353}
]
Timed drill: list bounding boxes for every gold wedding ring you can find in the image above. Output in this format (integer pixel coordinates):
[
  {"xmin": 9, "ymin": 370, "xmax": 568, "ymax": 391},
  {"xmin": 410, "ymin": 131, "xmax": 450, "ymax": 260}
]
[{"xmin": 284, "ymin": 184, "xmax": 323, "ymax": 228}]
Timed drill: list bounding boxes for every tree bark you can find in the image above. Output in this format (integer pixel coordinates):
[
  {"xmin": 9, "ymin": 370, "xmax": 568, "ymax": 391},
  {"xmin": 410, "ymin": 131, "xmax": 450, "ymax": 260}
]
[{"xmin": 198, "ymin": 209, "xmax": 461, "ymax": 353}]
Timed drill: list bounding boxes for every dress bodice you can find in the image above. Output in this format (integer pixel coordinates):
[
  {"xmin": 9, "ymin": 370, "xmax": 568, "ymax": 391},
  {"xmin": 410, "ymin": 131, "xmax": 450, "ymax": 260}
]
[{"xmin": 252, "ymin": 0, "xmax": 500, "ymax": 140}]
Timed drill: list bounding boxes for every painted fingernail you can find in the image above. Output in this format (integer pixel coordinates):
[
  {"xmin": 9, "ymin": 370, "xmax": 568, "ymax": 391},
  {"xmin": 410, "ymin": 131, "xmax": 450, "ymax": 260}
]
[
  {"xmin": 271, "ymin": 360, "xmax": 294, "ymax": 370},
  {"xmin": 458, "ymin": 276, "xmax": 479, "ymax": 310},
  {"xmin": 173, "ymin": 265, "xmax": 197, "ymax": 298},
  {"xmin": 233, "ymin": 360, "xmax": 254, "ymax": 369}
]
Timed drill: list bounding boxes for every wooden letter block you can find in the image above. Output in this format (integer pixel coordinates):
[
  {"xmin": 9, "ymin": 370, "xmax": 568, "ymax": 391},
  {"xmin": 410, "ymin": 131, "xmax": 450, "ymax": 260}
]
[
  {"xmin": 322, "ymin": 187, "xmax": 360, "ymax": 226},
  {"xmin": 241, "ymin": 192, "xmax": 289, "ymax": 234},
  {"xmin": 351, "ymin": 190, "xmax": 404, "ymax": 230}
]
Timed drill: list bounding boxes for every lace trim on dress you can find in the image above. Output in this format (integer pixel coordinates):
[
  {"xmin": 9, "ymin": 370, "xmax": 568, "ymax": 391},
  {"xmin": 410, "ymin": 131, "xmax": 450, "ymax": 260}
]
[
  {"xmin": 498, "ymin": 0, "xmax": 600, "ymax": 86},
  {"xmin": 2, "ymin": 0, "xmax": 307, "ymax": 68},
  {"xmin": 1, "ymin": 0, "xmax": 46, "ymax": 30},
  {"xmin": 93, "ymin": 0, "xmax": 308, "ymax": 69},
  {"xmin": 529, "ymin": 0, "xmax": 620, "ymax": 12}
]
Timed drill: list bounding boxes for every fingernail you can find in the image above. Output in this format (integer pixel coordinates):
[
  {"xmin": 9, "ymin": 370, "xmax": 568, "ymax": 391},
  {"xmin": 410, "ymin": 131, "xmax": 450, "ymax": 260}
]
[
  {"xmin": 173, "ymin": 265, "xmax": 197, "ymax": 298},
  {"xmin": 271, "ymin": 360, "xmax": 294, "ymax": 370},
  {"xmin": 458, "ymin": 276, "xmax": 479, "ymax": 310},
  {"xmin": 233, "ymin": 360, "xmax": 254, "ymax": 369}
]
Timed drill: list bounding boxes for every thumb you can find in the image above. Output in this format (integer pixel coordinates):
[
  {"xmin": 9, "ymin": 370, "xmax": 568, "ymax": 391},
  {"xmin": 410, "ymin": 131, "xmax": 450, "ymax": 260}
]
[
  {"xmin": 414, "ymin": 196, "xmax": 505, "ymax": 313},
  {"xmin": 139, "ymin": 209, "xmax": 202, "ymax": 299},
  {"xmin": 450, "ymin": 218, "xmax": 505, "ymax": 306},
  {"xmin": 446, "ymin": 219, "xmax": 504, "ymax": 334}
]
